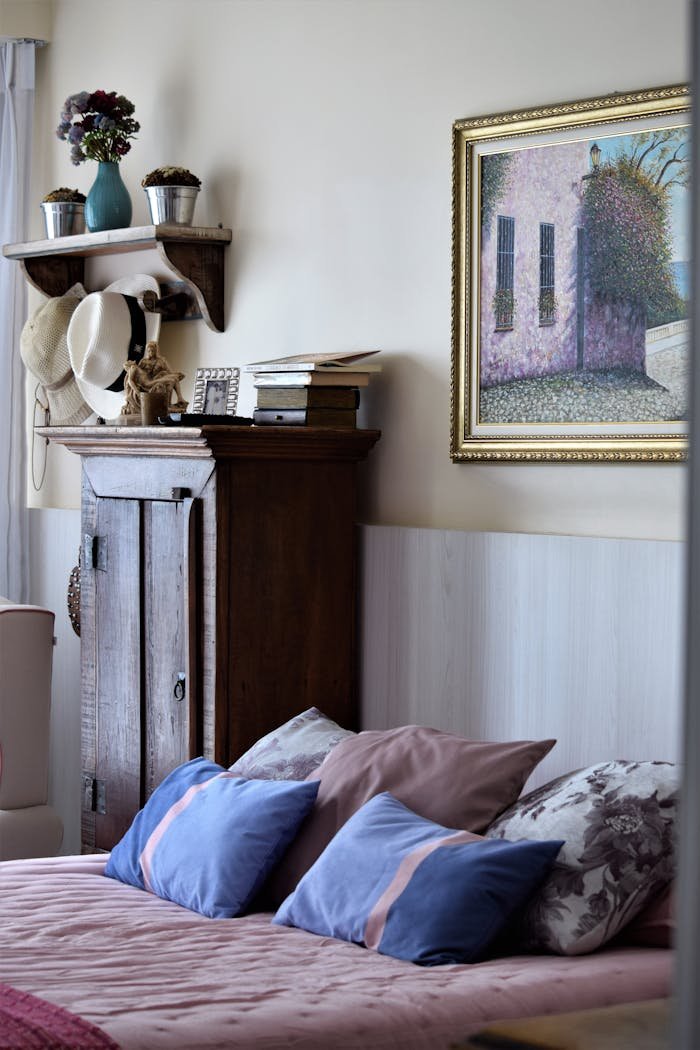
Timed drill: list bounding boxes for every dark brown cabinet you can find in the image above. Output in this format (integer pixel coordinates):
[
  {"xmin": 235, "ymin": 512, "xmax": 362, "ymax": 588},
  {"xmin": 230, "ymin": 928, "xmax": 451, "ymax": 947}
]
[{"xmin": 44, "ymin": 425, "xmax": 380, "ymax": 851}]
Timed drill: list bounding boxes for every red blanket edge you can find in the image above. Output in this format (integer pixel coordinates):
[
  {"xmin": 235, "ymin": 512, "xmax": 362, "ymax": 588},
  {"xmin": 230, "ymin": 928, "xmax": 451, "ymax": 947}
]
[{"xmin": 0, "ymin": 982, "xmax": 119, "ymax": 1049}]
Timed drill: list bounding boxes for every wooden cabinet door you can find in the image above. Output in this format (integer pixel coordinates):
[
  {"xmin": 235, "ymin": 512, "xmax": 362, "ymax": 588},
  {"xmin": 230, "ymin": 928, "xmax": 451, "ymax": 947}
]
[
  {"xmin": 91, "ymin": 497, "xmax": 142, "ymax": 852},
  {"xmin": 82, "ymin": 495, "xmax": 200, "ymax": 851},
  {"xmin": 142, "ymin": 497, "xmax": 200, "ymax": 798}
]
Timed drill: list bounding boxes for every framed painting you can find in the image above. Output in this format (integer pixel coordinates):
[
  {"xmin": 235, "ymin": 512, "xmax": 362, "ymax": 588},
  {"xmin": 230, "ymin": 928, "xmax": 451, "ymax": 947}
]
[
  {"xmin": 451, "ymin": 84, "xmax": 690, "ymax": 462},
  {"xmin": 192, "ymin": 367, "xmax": 240, "ymax": 415}
]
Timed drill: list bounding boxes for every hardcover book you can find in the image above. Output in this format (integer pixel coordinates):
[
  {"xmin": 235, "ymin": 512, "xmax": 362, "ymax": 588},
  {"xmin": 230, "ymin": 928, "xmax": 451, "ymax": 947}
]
[
  {"xmin": 253, "ymin": 371, "xmax": 371, "ymax": 387},
  {"xmin": 255, "ymin": 387, "xmax": 360, "ymax": 410},
  {"xmin": 246, "ymin": 350, "xmax": 381, "ymax": 373}
]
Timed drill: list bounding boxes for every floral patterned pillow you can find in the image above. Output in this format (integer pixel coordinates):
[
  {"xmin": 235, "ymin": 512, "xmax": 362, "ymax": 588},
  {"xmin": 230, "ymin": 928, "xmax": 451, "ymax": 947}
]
[
  {"xmin": 228, "ymin": 708, "xmax": 355, "ymax": 781},
  {"xmin": 484, "ymin": 760, "xmax": 678, "ymax": 955}
]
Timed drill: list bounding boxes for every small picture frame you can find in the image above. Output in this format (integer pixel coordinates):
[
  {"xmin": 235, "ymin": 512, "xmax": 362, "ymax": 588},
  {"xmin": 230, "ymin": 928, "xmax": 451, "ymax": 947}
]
[{"xmin": 192, "ymin": 367, "xmax": 240, "ymax": 416}]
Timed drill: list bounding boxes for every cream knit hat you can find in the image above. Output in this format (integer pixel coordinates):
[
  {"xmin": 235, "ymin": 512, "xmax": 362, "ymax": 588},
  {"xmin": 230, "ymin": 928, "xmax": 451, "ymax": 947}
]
[{"xmin": 20, "ymin": 284, "xmax": 92, "ymax": 425}]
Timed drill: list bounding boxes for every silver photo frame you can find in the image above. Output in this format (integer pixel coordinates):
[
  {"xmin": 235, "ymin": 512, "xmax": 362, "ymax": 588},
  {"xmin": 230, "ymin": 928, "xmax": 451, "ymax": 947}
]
[{"xmin": 192, "ymin": 367, "xmax": 240, "ymax": 415}]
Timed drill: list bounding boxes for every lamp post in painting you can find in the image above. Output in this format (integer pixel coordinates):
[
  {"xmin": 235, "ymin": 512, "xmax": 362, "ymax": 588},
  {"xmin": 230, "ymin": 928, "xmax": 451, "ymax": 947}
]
[{"xmin": 576, "ymin": 142, "xmax": 602, "ymax": 369}]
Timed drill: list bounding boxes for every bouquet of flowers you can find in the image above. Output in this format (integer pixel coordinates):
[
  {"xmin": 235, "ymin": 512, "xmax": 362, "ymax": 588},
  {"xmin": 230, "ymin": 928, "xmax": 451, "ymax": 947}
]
[{"xmin": 56, "ymin": 91, "xmax": 139, "ymax": 166}]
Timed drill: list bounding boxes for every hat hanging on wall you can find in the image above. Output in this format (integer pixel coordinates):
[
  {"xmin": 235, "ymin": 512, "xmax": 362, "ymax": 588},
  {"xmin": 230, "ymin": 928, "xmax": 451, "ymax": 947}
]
[
  {"xmin": 20, "ymin": 283, "xmax": 92, "ymax": 426},
  {"xmin": 67, "ymin": 273, "xmax": 161, "ymax": 420}
]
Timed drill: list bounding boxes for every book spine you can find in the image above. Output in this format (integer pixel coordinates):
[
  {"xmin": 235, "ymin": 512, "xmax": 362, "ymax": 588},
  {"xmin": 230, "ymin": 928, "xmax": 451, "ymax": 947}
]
[{"xmin": 253, "ymin": 408, "xmax": 357, "ymax": 428}]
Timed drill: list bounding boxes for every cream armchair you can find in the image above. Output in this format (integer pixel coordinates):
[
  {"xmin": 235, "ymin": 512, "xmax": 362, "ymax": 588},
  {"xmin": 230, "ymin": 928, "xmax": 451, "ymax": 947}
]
[{"xmin": 0, "ymin": 599, "xmax": 63, "ymax": 859}]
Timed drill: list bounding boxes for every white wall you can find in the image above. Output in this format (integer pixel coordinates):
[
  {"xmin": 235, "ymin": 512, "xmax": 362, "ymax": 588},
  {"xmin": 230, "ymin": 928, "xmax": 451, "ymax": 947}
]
[
  {"xmin": 0, "ymin": 0, "xmax": 51, "ymax": 41},
  {"xmin": 27, "ymin": 508, "xmax": 81, "ymax": 854},
  {"xmin": 26, "ymin": 0, "xmax": 690, "ymax": 541},
  {"xmin": 15, "ymin": 0, "xmax": 688, "ymax": 846}
]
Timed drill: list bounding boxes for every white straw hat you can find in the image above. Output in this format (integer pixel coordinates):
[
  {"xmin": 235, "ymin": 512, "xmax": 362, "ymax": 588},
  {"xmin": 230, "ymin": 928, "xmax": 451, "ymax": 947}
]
[
  {"xmin": 67, "ymin": 274, "xmax": 161, "ymax": 420},
  {"xmin": 20, "ymin": 283, "xmax": 92, "ymax": 425}
]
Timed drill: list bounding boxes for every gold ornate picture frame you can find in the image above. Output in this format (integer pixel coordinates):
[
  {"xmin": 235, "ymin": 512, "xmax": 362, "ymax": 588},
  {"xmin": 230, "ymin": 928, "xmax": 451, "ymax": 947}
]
[
  {"xmin": 192, "ymin": 366, "xmax": 240, "ymax": 415},
  {"xmin": 451, "ymin": 85, "xmax": 690, "ymax": 462}
]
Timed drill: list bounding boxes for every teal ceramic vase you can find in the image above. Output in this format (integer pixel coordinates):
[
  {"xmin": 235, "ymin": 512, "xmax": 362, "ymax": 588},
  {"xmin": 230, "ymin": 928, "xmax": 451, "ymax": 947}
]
[{"xmin": 85, "ymin": 161, "xmax": 132, "ymax": 232}]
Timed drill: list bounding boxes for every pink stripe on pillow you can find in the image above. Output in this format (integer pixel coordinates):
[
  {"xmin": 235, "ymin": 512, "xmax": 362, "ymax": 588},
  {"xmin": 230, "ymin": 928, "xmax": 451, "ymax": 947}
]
[
  {"xmin": 364, "ymin": 830, "xmax": 481, "ymax": 949},
  {"xmin": 140, "ymin": 772, "xmax": 238, "ymax": 891}
]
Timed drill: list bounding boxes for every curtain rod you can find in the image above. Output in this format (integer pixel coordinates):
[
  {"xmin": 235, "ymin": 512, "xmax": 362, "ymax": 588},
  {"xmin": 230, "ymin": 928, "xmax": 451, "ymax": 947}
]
[{"xmin": 0, "ymin": 37, "xmax": 48, "ymax": 45}]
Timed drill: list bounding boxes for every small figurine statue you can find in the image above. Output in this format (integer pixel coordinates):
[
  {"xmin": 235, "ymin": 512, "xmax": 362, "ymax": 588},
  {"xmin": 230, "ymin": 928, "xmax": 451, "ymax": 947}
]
[{"xmin": 121, "ymin": 340, "xmax": 188, "ymax": 416}]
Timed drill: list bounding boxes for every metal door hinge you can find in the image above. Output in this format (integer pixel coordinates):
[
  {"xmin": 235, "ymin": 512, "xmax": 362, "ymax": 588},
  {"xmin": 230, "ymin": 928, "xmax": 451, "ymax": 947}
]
[
  {"xmin": 81, "ymin": 773, "xmax": 106, "ymax": 814},
  {"xmin": 83, "ymin": 533, "xmax": 107, "ymax": 571}
]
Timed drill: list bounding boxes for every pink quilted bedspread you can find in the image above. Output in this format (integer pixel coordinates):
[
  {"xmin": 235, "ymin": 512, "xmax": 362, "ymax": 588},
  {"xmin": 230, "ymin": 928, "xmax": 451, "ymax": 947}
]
[{"xmin": 0, "ymin": 854, "xmax": 672, "ymax": 1050}]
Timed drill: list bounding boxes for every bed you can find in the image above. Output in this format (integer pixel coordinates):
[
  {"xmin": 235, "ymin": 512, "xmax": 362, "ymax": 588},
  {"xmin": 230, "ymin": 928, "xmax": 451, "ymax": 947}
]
[{"xmin": 0, "ymin": 712, "xmax": 677, "ymax": 1049}]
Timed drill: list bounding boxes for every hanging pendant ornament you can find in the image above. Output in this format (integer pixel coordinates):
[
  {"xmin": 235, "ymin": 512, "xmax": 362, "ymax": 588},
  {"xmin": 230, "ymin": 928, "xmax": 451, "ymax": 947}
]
[
  {"xmin": 67, "ymin": 547, "xmax": 81, "ymax": 636},
  {"xmin": 32, "ymin": 384, "xmax": 49, "ymax": 492}
]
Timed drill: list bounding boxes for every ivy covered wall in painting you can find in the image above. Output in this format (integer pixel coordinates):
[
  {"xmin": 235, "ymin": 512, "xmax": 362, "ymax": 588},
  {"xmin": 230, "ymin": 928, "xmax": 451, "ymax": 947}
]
[
  {"xmin": 479, "ymin": 129, "xmax": 687, "ymax": 394},
  {"xmin": 479, "ymin": 141, "xmax": 588, "ymax": 388}
]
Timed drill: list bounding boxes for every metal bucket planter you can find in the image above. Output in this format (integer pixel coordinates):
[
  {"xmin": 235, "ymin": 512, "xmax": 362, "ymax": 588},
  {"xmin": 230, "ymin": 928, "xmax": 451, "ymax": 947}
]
[
  {"xmin": 41, "ymin": 201, "xmax": 86, "ymax": 238},
  {"xmin": 144, "ymin": 185, "xmax": 199, "ymax": 226}
]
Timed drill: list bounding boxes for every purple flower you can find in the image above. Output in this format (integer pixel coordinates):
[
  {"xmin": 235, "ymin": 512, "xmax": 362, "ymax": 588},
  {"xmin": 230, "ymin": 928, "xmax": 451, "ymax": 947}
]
[
  {"xmin": 57, "ymin": 88, "xmax": 138, "ymax": 164},
  {"xmin": 66, "ymin": 91, "xmax": 90, "ymax": 115}
]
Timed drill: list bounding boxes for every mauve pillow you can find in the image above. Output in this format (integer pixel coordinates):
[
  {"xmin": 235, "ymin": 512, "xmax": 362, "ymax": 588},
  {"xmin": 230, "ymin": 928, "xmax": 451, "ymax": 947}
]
[{"xmin": 265, "ymin": 725, "xmax": 555, "ymax": 906}]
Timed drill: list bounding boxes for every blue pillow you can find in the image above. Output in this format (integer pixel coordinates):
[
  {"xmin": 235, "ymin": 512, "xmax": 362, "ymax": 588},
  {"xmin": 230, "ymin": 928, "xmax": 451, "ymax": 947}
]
[
  {"xmin": 273, "ymin": 792, "xmax": 563, "ymax": 965},
  {"xmin": 105, "ymin": 757, "xmax": 319, "ymax": 918}
]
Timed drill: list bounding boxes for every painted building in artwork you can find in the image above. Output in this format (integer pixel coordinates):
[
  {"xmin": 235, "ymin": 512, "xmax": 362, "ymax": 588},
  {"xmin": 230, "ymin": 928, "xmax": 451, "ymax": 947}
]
[{"xmin": 478, "ymin": 140, "xmax": 646, "ymax": 389}]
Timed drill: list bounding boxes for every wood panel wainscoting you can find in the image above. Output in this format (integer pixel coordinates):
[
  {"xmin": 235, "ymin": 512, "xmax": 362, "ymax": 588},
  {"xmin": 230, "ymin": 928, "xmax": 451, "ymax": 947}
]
[
  {"xmin": 359, "ymin": 525, "xmax": 684, "ymax": 790},
  {"xmin": 40, "ymin": 424, "xmax": 380, "ymax": 852}
]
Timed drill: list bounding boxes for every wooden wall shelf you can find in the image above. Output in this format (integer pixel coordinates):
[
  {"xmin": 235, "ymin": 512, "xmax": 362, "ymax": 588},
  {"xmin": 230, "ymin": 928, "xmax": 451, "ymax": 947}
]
[{"xmin": 2, "ymin": 224, "xmax": 232, "ymax": 332}]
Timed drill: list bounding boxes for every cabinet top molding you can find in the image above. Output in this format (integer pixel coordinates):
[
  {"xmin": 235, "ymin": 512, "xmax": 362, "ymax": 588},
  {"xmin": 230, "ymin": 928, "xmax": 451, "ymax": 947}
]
[
  {"xmin": 3, "ymin": 224, "xmax": 233, "ymax": 332},
  {"xmin": 37, "ymin": 425, "xmax": 381, "ymax": 462}
]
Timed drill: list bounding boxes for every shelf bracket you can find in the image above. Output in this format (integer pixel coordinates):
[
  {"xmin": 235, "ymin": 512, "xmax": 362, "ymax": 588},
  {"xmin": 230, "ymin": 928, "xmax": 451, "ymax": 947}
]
[
  {"xmin": 22, "ymin": 255, "xmax": 85, "ymax": 298},
  {"xmin": 156, "ymin": 239, "xmax": 227, "ymax": 332}
]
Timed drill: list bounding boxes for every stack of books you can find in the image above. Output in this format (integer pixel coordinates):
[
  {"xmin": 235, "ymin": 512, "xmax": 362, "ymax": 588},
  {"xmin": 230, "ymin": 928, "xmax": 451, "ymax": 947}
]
[{"xmin": 247, "ymin": 351, "xmax": 381, "ymax": 428}]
